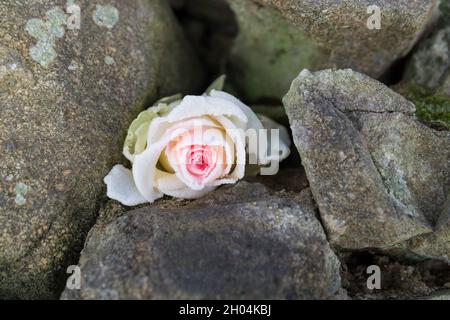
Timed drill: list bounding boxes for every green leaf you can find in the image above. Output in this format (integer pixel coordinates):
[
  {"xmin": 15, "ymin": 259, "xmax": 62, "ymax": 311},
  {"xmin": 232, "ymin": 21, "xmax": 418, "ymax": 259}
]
[
  {"xmin": 205, "ymin": 75, "xmax": 226, "ymax": 95},
  {"xmin": 124, "ymin": 92, "xmax": 185, "ymax": 157}
]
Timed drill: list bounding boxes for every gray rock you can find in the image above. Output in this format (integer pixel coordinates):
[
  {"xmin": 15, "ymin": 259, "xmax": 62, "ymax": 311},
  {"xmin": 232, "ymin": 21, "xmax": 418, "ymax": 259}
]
[
  {"xmin": 61, "ymin": 182, "xmax": 343, "ymax": 300},
  {"xmin": 402, "ymin": 1, "xmax": 450, "ymax": 86},
  {"xmin": 284, "ymin": 69, "xmax": 450, "ymax": 253},
  {"xmin": 408, "ymin": 196, "xmax": 450, "ymax": 263},
  {"xmin": 0, "ymin": 0, "xmax": 204, "ymax": 299},
  {"xmin": 403, "ymin": 25, "xmax": 450, "ymax": 97},
  {"xmin": 252, "ymin": 0, "xmax": 435, "ymax": 78},
  {"xmin": 227, "ymin": 0, "xmax": 328, "ymax": 102}
]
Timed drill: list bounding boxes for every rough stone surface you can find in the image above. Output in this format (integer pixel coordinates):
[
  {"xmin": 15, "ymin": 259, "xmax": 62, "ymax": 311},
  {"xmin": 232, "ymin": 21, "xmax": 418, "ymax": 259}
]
[
  {"xmin": 174, "ymin": 0, "xmax": 436, "ymax": 102},
  {"xmin": 251, "ymin": 0, "xmax": 436, "ymax": 79},
  {"xmin": 61, "ymin": 182, "xmax": 343, "ymax": 300},
  {"xmin": 0, "ymin": 0, "xmax": 204, "ymax": 299},
  {"xmin": 408, "ymin": 196, "xmax": 450, "ymax": 263},
  {"xmin": 341, "ymin": 252, "xmax": 450, "ymax": 300},
  {"xmin": 403, "ymin": 0, "xmax": 450, "ymax": 96},
  {"xmin": 227, "ymin": 0, "xmax": 328, "ymax": 102},
  {"xmin": 404, "ymin": 27, "xmax": 450, "ymax": 96},
  {"xmin": 284, "ymin": 69, "xmax": 450, "ymax": 253}
]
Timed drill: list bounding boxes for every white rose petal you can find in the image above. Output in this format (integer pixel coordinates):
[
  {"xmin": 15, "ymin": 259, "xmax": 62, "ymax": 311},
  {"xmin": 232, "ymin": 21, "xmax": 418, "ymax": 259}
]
[
  {"xmin": 258, "ymin": 114, "xmax": 292, "ymax": 161},
  {"xmin": 145, "ymin": 116, "xmax": 220, "ymax": 152},
  {"xmin": 209, "ymin": 90, "xmax": 263, "ymax": 131},
  {"xmin": 166, "ymin": 95, "xmax": 248, "ymax": 125},
  {"xmin": 213, "ymin": 115, "xmax": 246, "ymax": 181},
  {"xmin": 210, "ymin": 90, "xmax": 288, "ymax": 165},
  {"xmin": 104, "ymin": 165, "xmax": 147, "ymax": 206},
  {"xmin": 155, "ymin": 170, "xmax": 216, "ymax": 199},
  {"xmin": 132, "ymin": 139, "xmax": 167, "ymax": 203}
]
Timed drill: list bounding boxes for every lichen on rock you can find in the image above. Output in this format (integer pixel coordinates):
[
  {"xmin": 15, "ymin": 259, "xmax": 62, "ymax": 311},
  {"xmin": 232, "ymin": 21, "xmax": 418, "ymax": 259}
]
[
  {"xmin": 92, "ymin": 4, "xmax": 119, "ymax": 29},
  {"xmin": 13, "ymin": 182, "xmax": 29, "ymax": 206},
  {"xmin": 25, "ymin": 7, "xmax": 67, "ymax": 68}
]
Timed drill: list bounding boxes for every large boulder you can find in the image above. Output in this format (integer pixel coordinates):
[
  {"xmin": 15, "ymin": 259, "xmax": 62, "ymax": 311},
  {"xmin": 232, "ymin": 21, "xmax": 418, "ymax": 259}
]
[
  {"xmin": 0, "ymin": 0, "xmax": 204, "ymax": 299},
  {"xmin": 226, "ymin": 0, "xmax": 436, "ymax": 102},
  {"xmin": 61, "ymin": 182, "xmax": 344, "ymax": 300},
  {"xmin": 253, "ymin": 0, "xmax": 436, "ymax": 77},
  {"xmin": 284, "ymin": 69, "xmax": 450, "ymax": 257}
]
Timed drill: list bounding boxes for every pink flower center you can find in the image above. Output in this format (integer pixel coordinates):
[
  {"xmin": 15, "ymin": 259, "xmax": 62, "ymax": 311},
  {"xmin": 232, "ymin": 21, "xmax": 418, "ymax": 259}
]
[
  {"xmin": 164, "ymin": 124, "xmax": 228, "ymax": 189},
  {"xmin": 186, "ymin": 145, "xmax": 213, "ymax": 177}
]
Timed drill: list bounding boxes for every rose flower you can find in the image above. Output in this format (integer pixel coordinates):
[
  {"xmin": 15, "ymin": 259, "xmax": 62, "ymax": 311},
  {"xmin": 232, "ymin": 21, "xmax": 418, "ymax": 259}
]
[{"xmin": 104, "ymin": 78, "xmax": 291, "ymax": 206}]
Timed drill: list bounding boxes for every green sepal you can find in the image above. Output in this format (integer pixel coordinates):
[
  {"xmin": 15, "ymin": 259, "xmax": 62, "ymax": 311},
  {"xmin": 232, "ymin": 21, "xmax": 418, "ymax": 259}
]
[
  {"xmin": 124, "ymin": 105, "xmax": 166, "ymax": 156},
  {"xmin": 205, "ymin": 75, "xmax": 226, "ymax": 95},
  {"xmin": 154, "ymin": 93, "xmax": 183, "ymax": 106}
]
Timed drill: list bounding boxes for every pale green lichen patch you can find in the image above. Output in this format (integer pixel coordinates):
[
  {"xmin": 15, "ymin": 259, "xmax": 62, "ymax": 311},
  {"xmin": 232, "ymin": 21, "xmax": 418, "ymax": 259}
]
[
  {"xmin": 66, "ymin": 0, "xmax": 76, "ymax": 7},
  {"xmin": 104, "ymin": 55, "xmax": 115, "ymax": 65},
  {"xmin": 68, "ymin": 60, "xmax": 78, "ymax": 71},
  {"xmin": 25, "ymin": 7, "xmax": 67, "ymax": 68},
  {"xmin": 14, "ymin": 182, "xmax": 29, "ymax": 206},
  {"xmin": 92, "ymin": 4, "xmax": 119, "ymax": 29},
  {"xmin": 377, "ymin": 154, "xmax": 416, "ymax": 214}
]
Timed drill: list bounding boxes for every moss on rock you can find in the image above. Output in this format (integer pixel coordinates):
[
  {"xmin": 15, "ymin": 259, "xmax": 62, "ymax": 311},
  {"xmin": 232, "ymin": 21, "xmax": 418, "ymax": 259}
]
[{"xmin": 396, "ymin": 85, "xmax": 450, "ymax": 130}]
